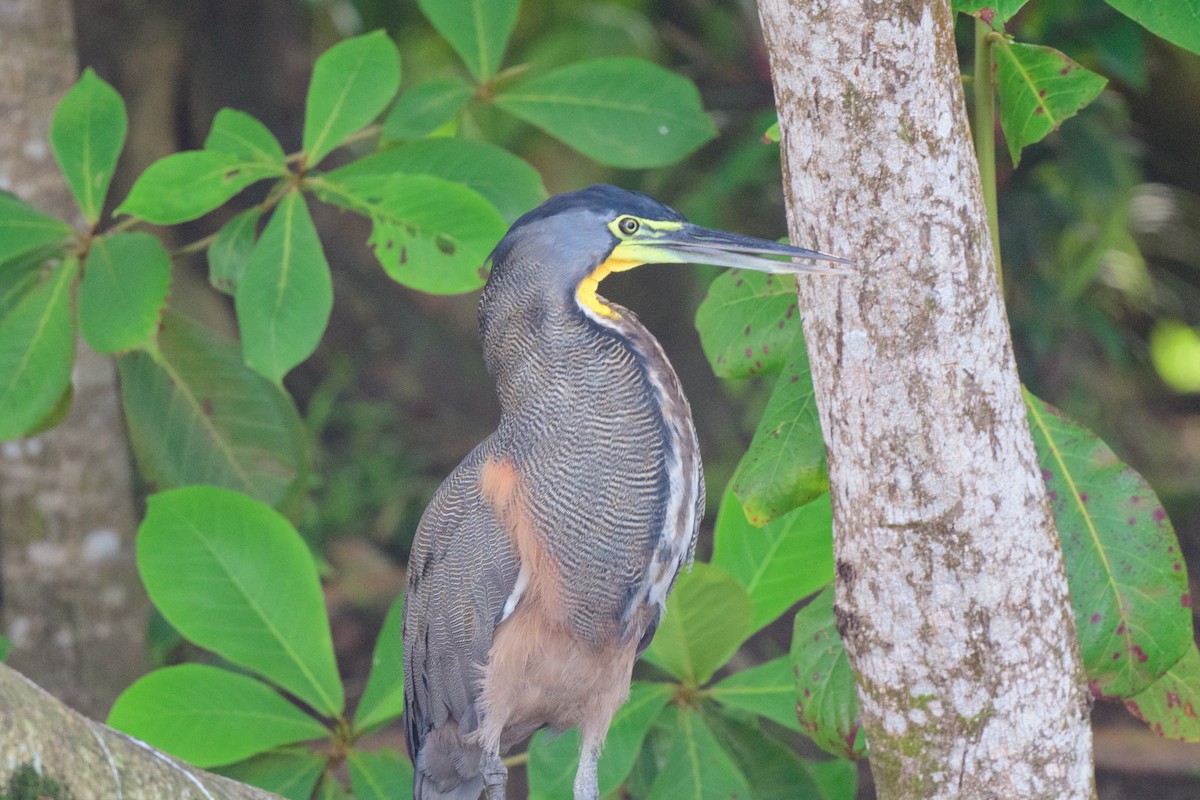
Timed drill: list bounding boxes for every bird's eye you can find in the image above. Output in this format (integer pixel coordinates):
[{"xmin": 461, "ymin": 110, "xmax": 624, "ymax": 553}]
[{"xmin": 618, "ymin": 217, "xmax": 640, "ymax": 235}]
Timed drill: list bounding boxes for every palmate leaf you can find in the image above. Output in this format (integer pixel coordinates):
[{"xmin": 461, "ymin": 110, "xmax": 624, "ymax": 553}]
[
  {"xmin": 204, "ymin": 108, "xmax": 287, "ymax": 166},
  {"xmin": 993, "ymin": 40, "xmax": 1107, "ymax": 166},
  {"xmin": 117, "ymin": 310, "xmax": 309, "ymax": 506},
  {"xmin": 347, "ymin": 748, "xmax": 414, "ymax": 800},
  {"xmin": 494, "ymin": 57, "xmax": 715, "ymax": 169},
  {"xmin": 50, "ymin": 68, "xmax": 126, "ymax": 225},
  {"xmin": 216, "ymin": 747, "xmax": 327, "ymax": 800},
  {"xmin": 236, "ymin": 191, "xmax": 333, "ymax": 382},
  {"xmin": 695, "ymin": 269, "xmax": 801, "ymax": 378},
  {"xmin": 0, "ymin": 258, "xmax": 79, "ymax": 442},
  {"xmin": 303, "ymin": 31, "xmax": 401, "ymax": 167},
  {"xmin": 79, "ymin": 231, "xmax": 171, "ymax": 353},
  {"xmin": 415, "ymin": 0, "xmax": 518, "ymax": 82},
  {"xmin": 354, "ymin": 594, "xmax": 406, "ymax": 733},
  {"xmin": 642, "ymin": 563, "xmax": 752, "ymax": 684},
  {"xmin": 1125, "ymin": 644, "xmax": 1200, "ymax": 742},
  {"xmin": 312, "ymin": 172, "xmax": 506, "ymax": 294},
  {"xmin": 711, "ymin": 487, "xmax": 833, "ymax": 632},
  {"xmin": 107, "ymin": 664, "xmax": 328, "ymax": 768},
  {"xmin": 138, "ymin": 486, "xmax": 344, "ymax": 716},
  {"xmin": 951, "ymin": 0, "xmax": 1030, "ymax": 23},
  {"xmin": 117, "ymin": 150, "xmax": 282, "ymax": 225},
  {"xmin": 382, "ymin": 79, "xmax": 475, "ymax": 143},
  {"xmin": 731, "ymin": 346, "xmax": 828, "ymax": 524},
  {"xmin": 708, "ymin": 655, "xmax": 803, "ymax": 732},
  {"xmin": 791, "ymin": 588, "xmax": 864, "ymax": 760},
  {"xmin": 208, "ymin": 206, "xmax": 261, "ymax": 295},
  {"xmin": 645, "ymin": 705, "xmax": 751, "ymax": 800},
  {"xmin": 1025, "ymin": 389, "xmax": 1191, "ymax": 698},
  {"xmin": 527, "ymin": 681, "xmax": 672, "ymax": 799},
  {"xmin": 0, "ymin": 192, "xmax": 73, "ymax": 266}
]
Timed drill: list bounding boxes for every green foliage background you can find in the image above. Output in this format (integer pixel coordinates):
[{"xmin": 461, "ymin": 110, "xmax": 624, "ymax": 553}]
[{"xmin": 3, "ymin": 0, "xmax": 1200, "ymax": 797}]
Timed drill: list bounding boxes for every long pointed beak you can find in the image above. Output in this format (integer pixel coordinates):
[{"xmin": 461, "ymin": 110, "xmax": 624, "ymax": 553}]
[{"xmin": 629, "ymin": 223, "xmax": 853, "ymax": 275}]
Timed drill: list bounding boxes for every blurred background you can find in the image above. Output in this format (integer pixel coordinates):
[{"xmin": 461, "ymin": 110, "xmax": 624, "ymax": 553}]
[{"xmin": 58, "ymin": 0, "xmax": 1200, "ymax": 794}]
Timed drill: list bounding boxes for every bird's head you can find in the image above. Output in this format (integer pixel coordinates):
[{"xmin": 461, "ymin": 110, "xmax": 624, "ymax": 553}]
[{"xmin": 483, "ymin": 184, "xmax": 851, "ymax": 322}]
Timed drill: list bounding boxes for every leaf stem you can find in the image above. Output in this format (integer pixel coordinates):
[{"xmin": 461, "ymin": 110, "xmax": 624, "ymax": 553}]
[
  {"xmin": 502, "ymin": 750, "xmax": 529, "ymax": 768},
  {"xmin": 973, "ymin": 17, "xmax": 1003, "ymax": 290}
]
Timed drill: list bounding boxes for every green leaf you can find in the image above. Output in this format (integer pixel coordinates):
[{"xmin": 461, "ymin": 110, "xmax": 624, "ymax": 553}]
[
  {"xmin": 0, "ymin": 634, "xmax": 12, "ymax": 662},
  {"xmin": 951, "ymin": 0, "xmax": 1030, "ymax": 23},
  {"xmin": 312, "ymin": 173, "xmax": 504, "ymax": 294},
  {"xmin": 325, "ymin": 138, "xmax": 546, "ymax": 223},
  {"xmin": 50, "ymin": 68, "xmax": 127, "ymax": 225},
  {"xmin": 642, "ymin": 563, "xmax": 752, "ymax": 684},
  {"xmin": 415, "ymin": 0, "xmax": 518, "ymax": 81},
  {"xmin": 703, "ymin": 706, "xmax": 857, "ymax": 800},
  {"xmin": 79, "ymin": 232, "xmax": 171, "ymax": 353},
  {"xmin": 1104, "ymin": 0, "xmax": 1200, "ymax": 57},
  {"xmin": 355, "ymin": 594, "xmax": 406, "ymax": 732},
  {"xmin": 382, "ymin": 79, "xmax": 475, "ymax": 142},
  {"xmin": 494, "ymin": 57, "xmax": 716, "ymax": 169},
  {"xmin": 731, "ymin": 347, "xmax": 828, "ymax": 524},
  {"xmin": 791, "ymin": 588, "xmax": 864, "ymax": 760},
  {"xmin": 0, "ymin": 250, "xmax": 46, "ymax": 323},
  {"xmin": 138, "ymin": 486, "xmax": 344, "ymax": 715},
  {"xmin": 204, "ymin": 108, "xmax": 288, "ymax": 166},
  {"xmin": 709, "ymin": 655, "xmax": 803, "ymax": 732},
  {"xmin": 993, "ymin": 40, "xmax": 1108, "ymax": 166},
  {"xmin": 695, "ymin": 269, "xmax": 800, "ymax": 378},
  {"xmin": 117, "ymin": 150, "xmax": 281, "ymax": 224},
  {"xmin": 118, "ymin": 311, "xmax": 309, "ymax": 506},
  {"xmin": 208, "ymin": 207, "xmax": 261, "ymax": 296},
  {"xmin": 0, "ymin": 193, "xmax": 74, "ymax": 265},
  {"xmin": 236, "ymin": 191, "xmax": 333, "ymax": 382},
  {"xmin": 0, "ymin": 258, "xmax": 79, "ymax": 442},
  {"xmin": 1125, "ymin": 645, "xmax": 1200, "ymax": 742},
  {"xmin": 215, "ymin": 747, "xmax": 327, "ymax": 800},
  {"xmin": 711, "ymin": 488, "xmax": 833, "ymax": 631},
  {"xmin": 1025, "ymin": 390, "xmax": 1192, "ymax": 697},
  {"xmin": 646, "ymin": 705, "xmax": 751, "ymax": 800},
  {"xmin": 763, "ymin": 119, "xmax": 780, "ymax": 144},
  {"xmin": 347, "ymin": 748, "xmax": 414, "ymax": 800},
  {"xmin": 303, "ymin": 31, "xmax": 401, "ymax": 167},
  {"xmin": 527, "ymin": 681, "xmax": 672, "ymax": 799},
  {"xmin": 1150, "ymin": 321, "xmax": 1200, "ymax": 394},
  {"xmin": 107, "ymin": 664, "xmax": 328, "ymax": 767}
]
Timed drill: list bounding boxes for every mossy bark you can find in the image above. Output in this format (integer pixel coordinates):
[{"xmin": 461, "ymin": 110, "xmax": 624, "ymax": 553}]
[{"xmin": 756, "ymin": 1, "xmax": 1096, "ymax": 797}]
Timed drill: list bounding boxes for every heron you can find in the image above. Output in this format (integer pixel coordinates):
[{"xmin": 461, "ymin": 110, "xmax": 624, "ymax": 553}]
[{"xmin": 403, "ymin": 184, "xmax": 848, "ymax": 799}]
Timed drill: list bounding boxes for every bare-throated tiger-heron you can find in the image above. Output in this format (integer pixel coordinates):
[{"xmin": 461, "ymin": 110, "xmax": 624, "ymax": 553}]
[{"xmin": 403, "ymin": 184, "xmax": 849, "ymax": 799}]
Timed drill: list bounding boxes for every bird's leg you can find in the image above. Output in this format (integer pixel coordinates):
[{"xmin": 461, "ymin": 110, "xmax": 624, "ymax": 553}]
[
  {"xmin": 482, "ymin": 749, "xmax": 507, "ymax": 800},
  {"xmin": 573, "ymin": 736, "xmax": 601, "ymax": 800}
]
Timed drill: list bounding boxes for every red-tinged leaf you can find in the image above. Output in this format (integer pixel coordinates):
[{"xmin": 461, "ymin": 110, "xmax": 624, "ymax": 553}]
[
  {"xmin": 791, "ymin": 587, "xmax": 865, "ymax": 760},
  {"xmin": 1125, "ymin": 645, "xmax": 1200, "ymax": 742},
  {"xmin": 695, "ymin": 269, "xmax": 801, "ymax": 379}
]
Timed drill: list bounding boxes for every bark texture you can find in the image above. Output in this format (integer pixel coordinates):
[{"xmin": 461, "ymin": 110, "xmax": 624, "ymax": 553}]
[
  {"xmin": 756, "ymin": 1, "xmax": 1095, "ymax": 797},
  {"xmin": 0, "ymin": 663, "xmax": 282, "ymax": 799},
  {"xmin": 0, "ymin": 0, "xmax": 148, "ymax": 719}
]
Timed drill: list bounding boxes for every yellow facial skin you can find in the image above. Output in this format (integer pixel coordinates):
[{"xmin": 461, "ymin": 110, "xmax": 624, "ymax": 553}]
[{"xmin": 575, "ymin": 217, "xmax": 685, "ymax": 319}]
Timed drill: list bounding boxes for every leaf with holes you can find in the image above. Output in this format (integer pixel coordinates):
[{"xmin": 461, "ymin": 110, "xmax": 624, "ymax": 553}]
[
  {"xmin": 993, "ymin": 40, "xmax": 1107, "ymax": 166},
  {"xmin": 347, "ymin": 748, "xmax": 414, "ymax": 800},
  {"xmin": 642, "ymin": 563, "xmax": 752, "ymax": 684},
  {"xmin": 108, "ymin": 664, "xmax": 328, "ymax": 767},
  {"xmin": 216, "ymin": 747, "xmax": 327, "ymax": 800},
  {"xmin": 0, "ymin": 258, "xmax": 79, "ymax": 442},
  {"xmin": 415, "ymin": 0, "xmax": 518, "ymax": 82},
  {"xmin": 731, "ymin": 347, "xmax": 828, "ymax": 525},
  {"xmin": 695, "ymin": 269, "xmax": 801, "ymax": 378},
  {"xmin": 355, "ymin": 594, "xmax": 406, "ymax": 733},
  {"xmin": 303, "ymin": 31, "xmax": 401, "ymax": 167},
  {"xmin": 382, "ymin": 79, "xmax": 475, "ymax": 142},
  {"xmin": 79, "ymin": 232, "xmax": 171, "ymax": 353},
  {"xmin": 138, "ymin": 485, "xmax": 344, "ymax": 715},
  {"xmin": 527, "ymin": 681, "xmax": 672, "ymax": 799},
  {"xmin": 1125, "ymin": 644, "xmax": 1200, "ymax": 742},
  {"xmin": 117, "ymin": 310, "xmax": 308, "ymax": 506},
  {"xmin": 327, "ymin": 138, "xmax": 545, "ymax": 224},
  {"xmin": 645, "ymin": 705, "xmax": 751, "ymax": 800},
  {"xmin": 0, "ymin": 192, "xmax": 73, "ymax": 266},
  {"xmin": 117, "ymin": 150, "xmax": 281, "ymax": 224},
  {"xmin": 494, "ymin": 58, "xmax": 715, "ymax": 169},
  {"xmin": 236, "ymin": 191, "xmax": 332, "ymax": 382},
  {"xmin": 791, "ymin": 588, "xmax": 864, "ymax": 760},
  {"xmin": 50, "ymin": 68, "xmax": 127, "ymax": 225},
  {"xmin": 711, "ymin": 487, "xmax": 833, "ymax": 631},
  {"xmin": 1025, "ymin": 389, "xmax": 1191, "ymax": 698},
  {"xmin": 313, "ymin": 172, "xmax": 505, "ymax": 294}
]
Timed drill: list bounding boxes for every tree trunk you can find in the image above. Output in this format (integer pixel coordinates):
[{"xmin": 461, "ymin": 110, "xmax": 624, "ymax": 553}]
[
  {"xmin": 756, "ymin": 1, "xmax": 1096, "ymax": 797},
  {"xmin": 0, "ymin": 663, "xmax": 282, "ymax": 799},
  {"xmin": 0, "ymin": 0, "xmax": 148, "ymax": 720}
]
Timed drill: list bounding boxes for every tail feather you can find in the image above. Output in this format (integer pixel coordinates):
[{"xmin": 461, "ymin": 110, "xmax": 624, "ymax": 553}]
[{"xmin": 414, "ymin": 769, "xmax": 484, "ymax": 800}]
